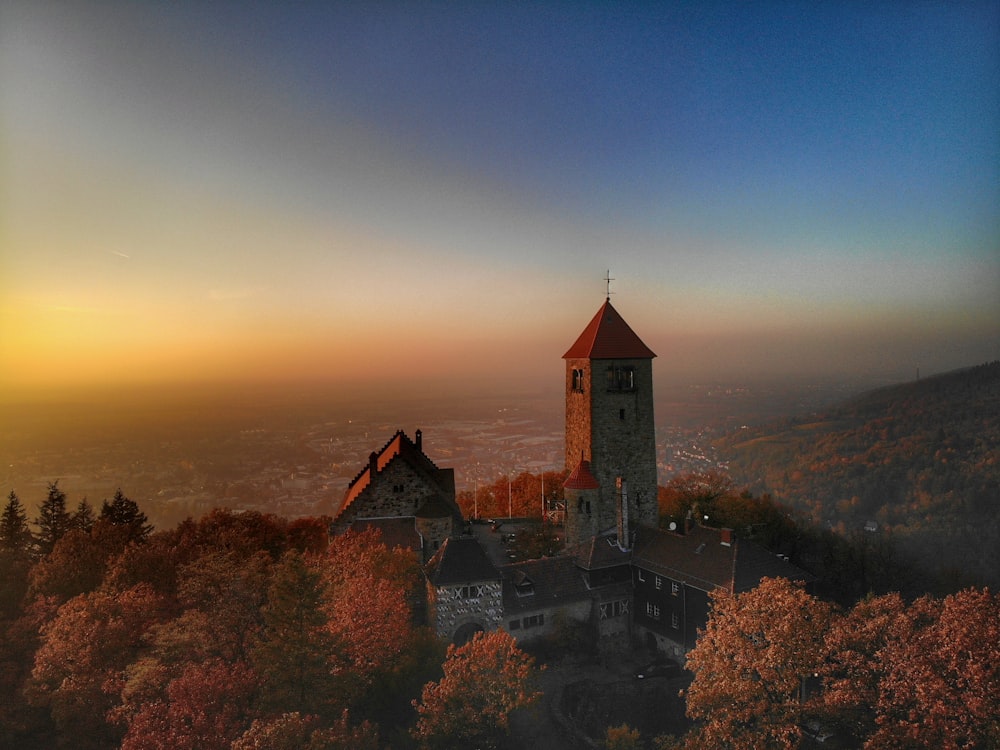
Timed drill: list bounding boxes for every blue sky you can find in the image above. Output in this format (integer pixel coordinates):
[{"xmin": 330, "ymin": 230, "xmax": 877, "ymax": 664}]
[{"xmin": 1, "ymin": 1, "xmax": 997, "ymax": 396}]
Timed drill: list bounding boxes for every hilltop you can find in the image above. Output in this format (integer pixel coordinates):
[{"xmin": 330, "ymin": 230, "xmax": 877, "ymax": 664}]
[{"xmin": 717, "ymin": 361, "xmax": 1000, "ymax": 590}]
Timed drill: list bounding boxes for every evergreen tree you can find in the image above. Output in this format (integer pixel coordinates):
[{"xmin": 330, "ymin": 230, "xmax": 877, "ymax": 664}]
[
  {"xmin": 34, "ymin": 482, "xmax": 71, "ymax": 556},
  {"xmin": 1, "ymin": 490, "xmax": 33, "ymax": 553},
  {"xmin": 70, "ymin": 499, "xmax": 96, "ymax": 534},
  {"xmin": 251, "ymin": 550, "xmax": 340, "ymax": 718},
  {"xmin": 99, "ymin": 489, "xmax": 153, "ymax": 542}
]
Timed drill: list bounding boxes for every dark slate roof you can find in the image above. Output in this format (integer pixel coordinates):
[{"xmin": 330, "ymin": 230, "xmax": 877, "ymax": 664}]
[
  {"xmin": 350, "ymin": 517, "xmax": 422, "ymax": 553},
  {"xmin": 631, "ymin": 524, "xmax": 814, "ymax": 594},
  {"xmin": 732, "ymin": 538, "xmax": 817, "ymax": 593},
  {"xmin": 425, "ymin": 536, "xmax": 500, "ymax": 586},
  {"xmin": 563, "ymin": 299, "xmax": 656, "ymax": 360},
  {"xmin": 564, "ymin": 459, "xmax": 600, "ymax": 490},
  {"xmin": 572, "ymin": 530, "xmax": 633, "ymax": 571},
  {"xmin": 499, "ymin": 555, "xmax": 593, "ymax": 614}
]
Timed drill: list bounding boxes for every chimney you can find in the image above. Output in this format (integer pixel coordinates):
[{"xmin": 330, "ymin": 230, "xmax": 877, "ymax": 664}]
[
  {"xmin": 720, "ymin": 528, "xmax": 734, "ymax": 547},
  {"xmin": 683, "ymin": 509, "xmax": 694, "ymax": 535},
  {"xmin": 616, "ymin": 477, "xmax": 629, "ymax": 550},
  {"xmin": 415, "ymin": 429, "xmax": 422, "ymax": 451}
]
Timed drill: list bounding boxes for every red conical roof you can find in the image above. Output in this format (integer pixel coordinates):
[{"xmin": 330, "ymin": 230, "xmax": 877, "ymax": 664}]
[
  {"xmin": 563, "ymin": 299, "xmax": 656, "ymax": 360},
  {"xmin": 564, "ymin": 459, "xmax": 600, "ymax": 490}
]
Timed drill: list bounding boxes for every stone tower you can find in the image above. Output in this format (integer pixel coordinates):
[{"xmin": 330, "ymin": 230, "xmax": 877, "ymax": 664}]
[{"xmin": 563, "ymin": 298, "xmax": 657, "ymax": 548}]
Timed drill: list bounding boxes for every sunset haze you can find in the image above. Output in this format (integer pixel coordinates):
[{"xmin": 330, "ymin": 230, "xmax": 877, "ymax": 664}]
[{"xmin": 2, "ymin": 1, "xmax": 997, "ymax": 400}]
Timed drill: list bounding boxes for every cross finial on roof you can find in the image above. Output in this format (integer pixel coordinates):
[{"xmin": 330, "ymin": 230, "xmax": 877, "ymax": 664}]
[{"xmin": 604, "ymin": 269, "xmax": 615, "ymax": 301}]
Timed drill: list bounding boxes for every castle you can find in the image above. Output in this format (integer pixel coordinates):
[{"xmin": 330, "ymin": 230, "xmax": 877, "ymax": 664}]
[{"xmin": 335, "ymin": 295, "xmax": 812, "ymax": 656}]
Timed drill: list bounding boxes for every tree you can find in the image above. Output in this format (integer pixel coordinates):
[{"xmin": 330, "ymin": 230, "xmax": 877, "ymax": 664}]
[
  {"xmin": 822, "ymin": 588, "xmax": 1000, "ymax": 748},
  {"xmin": 34, "ymin": 482, "xmax": 71, "ymax": 555},
  {"xmin": 411, "ymin": 629, "xmax": 541, "ymax": 750},
  {"xmin": 70, "ymin": 499, "xmax": 96, "ymax": 534},
  {"xmin": 684, "ymin": 577, "xmax": 832, "ymax": 749},
  {"xmin": 1, "ymin": 490, "xmax": 33, "ymax": 553},
  {"xmin": 321, "ymin": 529, "xmax": 420, "ymax": 688},
  {"xmin": 25, "ymin": 583, "xmax": 171, "ymax": 748},
  {"xmin": 821, "ymin": 592, "xmax": 914, "ymax": 743},
  {"xmin": 232, "ymin": 711, "xmax": 380, "ymax": 750},
  {"xmin": 605, "ymin": 723, "xmax": 643, "ymax": 750},
  {"xmin": 99, "ymin": 489, "xmax": 153, "ymax": 542},
  {"xmin": 120, "ymin": 658, "xmax": 258, "ymax": 750},
  {"xmin": 26, "ymin": 529, "xmax": 108, "ymax": 603},
  {"xmin": 251, "ymin": 550, "xmax": 341, "ymax": 718}
]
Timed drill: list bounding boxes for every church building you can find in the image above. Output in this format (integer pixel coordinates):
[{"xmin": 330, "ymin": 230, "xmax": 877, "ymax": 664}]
[{"xmin": 338, "ymin": 292, "xmax": 814, "ymax": 655}]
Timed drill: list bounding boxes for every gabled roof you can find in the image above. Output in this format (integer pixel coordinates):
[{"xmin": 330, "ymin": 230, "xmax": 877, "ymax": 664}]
[
  {"xmin": 631, "ymin": 525, "xmax": 815, "ymax": 594},
  {"xmin": 425, "ymin": 536, "xmax": 500, "ymax": 586},
  {"xmin": 499, "ymin": 555, "xmax": 593, "ymax": 613},
  {"xmin": 337, "ymin": 430, "xmax": 457, "ymax": 523},
  {"xmin": 563, "ymin": 299, "xmax": 656, "ymax": 360}
]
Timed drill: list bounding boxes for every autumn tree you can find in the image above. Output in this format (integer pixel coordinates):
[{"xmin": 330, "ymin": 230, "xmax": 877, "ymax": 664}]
[
  {"xmin": 684, "ymin": 577, "xmax": 832, "ymax": 749},
  {"xmin": 826, "ymin": 587, "xmax": 1000, "ymax": 749},
  {"xmin": 25, "ymin": 583, "xmax": 171, "ymax": 748},
  {"xmin": 232, "ymin": 711, "xmax": 380, "ymax": 750},
  {"xmin": 34, "ymin": 481, "xmax": 71, "ymax": 555},
  {"xmin": 120, "ymin": 658, "xmax": 258, "ymax": 750},
  {"xmin": 605, "ymin": 723, "xmax": 643, "ymax": 750},
  {"xmin": 411, "ymin": 629, "xmax": 541, "ymax": 750},
  {"xmin": 26, "ymin": 528, "xmax": 109, "ymax": 602},
  {"xmin": 321, "ymin": 529, "xmax": 421, "ymax": 691},
  {"xmin": 820, "ymin": 592, "xmax": 915, "ymax": 743}
]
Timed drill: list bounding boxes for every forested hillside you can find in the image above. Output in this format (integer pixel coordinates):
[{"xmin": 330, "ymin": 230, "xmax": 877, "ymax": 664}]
[{"xmin": 717, "ymin": 362, "xmax": 1000, "ymax": 590}]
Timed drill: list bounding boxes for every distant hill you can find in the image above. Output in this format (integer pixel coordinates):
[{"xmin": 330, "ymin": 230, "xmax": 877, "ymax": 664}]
[{"xmin": 717, "ymin": 362, "xmax": 1000, "ymax": 590}]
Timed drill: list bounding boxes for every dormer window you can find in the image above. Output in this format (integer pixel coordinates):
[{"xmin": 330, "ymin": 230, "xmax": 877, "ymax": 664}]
[
  {"xmin": 606, "ymin": 366, "xmax": 636, "ymax": 391},
  {"xmin": 512, "ymin": 570, "xmax": 535, "ymax": 597}
]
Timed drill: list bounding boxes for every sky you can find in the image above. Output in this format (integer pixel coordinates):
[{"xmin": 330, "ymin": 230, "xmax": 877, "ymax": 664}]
[{"xmin": 2, "ymin": 1, "xmax": 998, "ymax": 401}]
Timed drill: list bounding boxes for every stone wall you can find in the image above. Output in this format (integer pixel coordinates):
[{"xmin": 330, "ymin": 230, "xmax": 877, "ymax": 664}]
[
  {"xmin": 427, "ymin": 580, "xmax": 503, "ymax": 641},
  {"xmin": 340, "ymin": 459, "xmax": 436, "ymax": 524},
  {"xmin": 565, "ymin": 357, "xmax": 658, "ymax": 540}
]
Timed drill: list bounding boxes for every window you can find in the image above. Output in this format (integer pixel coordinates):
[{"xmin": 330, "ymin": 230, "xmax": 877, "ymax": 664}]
[
  {"xmin": 637, "ymin": 570, "xmax": 645, "ymax": 583},
  {"xmin": 655, "ymin": 576, "xmax": 662, "ymax": 590},
  {"xmin": 646, "ymin": 602, "xmax": 660, "ymax": 620},
  {"xmin": 671, "ymin": 612, "xmax": 679, "ymax": 629},
  {"xmin": 619, "ymin": 408, "xmax": 626, "ymax": 420},
  {"xmin": 509, "ymin": 620, "xmax": 521, "ymax": 630},
  {"xmin": 523, "ymin": 614, "xmax": 545, "ymax": 629},
  {"xmin": 606, "ymin": 366, "xmax": 636, "ymax": 391},
  {"xmin": 671, "ymin": 581, "xmax": 680, "ymax": 596},
  {"xmin": 571, "ymin": 368, "xmax": 585, "ymax": 392}
]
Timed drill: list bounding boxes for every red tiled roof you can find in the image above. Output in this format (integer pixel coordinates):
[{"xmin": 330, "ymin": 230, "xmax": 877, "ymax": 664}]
[
  {"xmin": 563, "ymin": 299, "xmax": 656, "ymax": 360},
  {"xmin": 564, "ymin": 459, "xmax": 600, "ymax": 490}
]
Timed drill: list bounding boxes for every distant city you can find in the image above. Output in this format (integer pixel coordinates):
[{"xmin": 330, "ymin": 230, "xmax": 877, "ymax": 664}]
[{"xmin": 1, "ymin": 377, "xmax": 873, "ymax": 531}]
